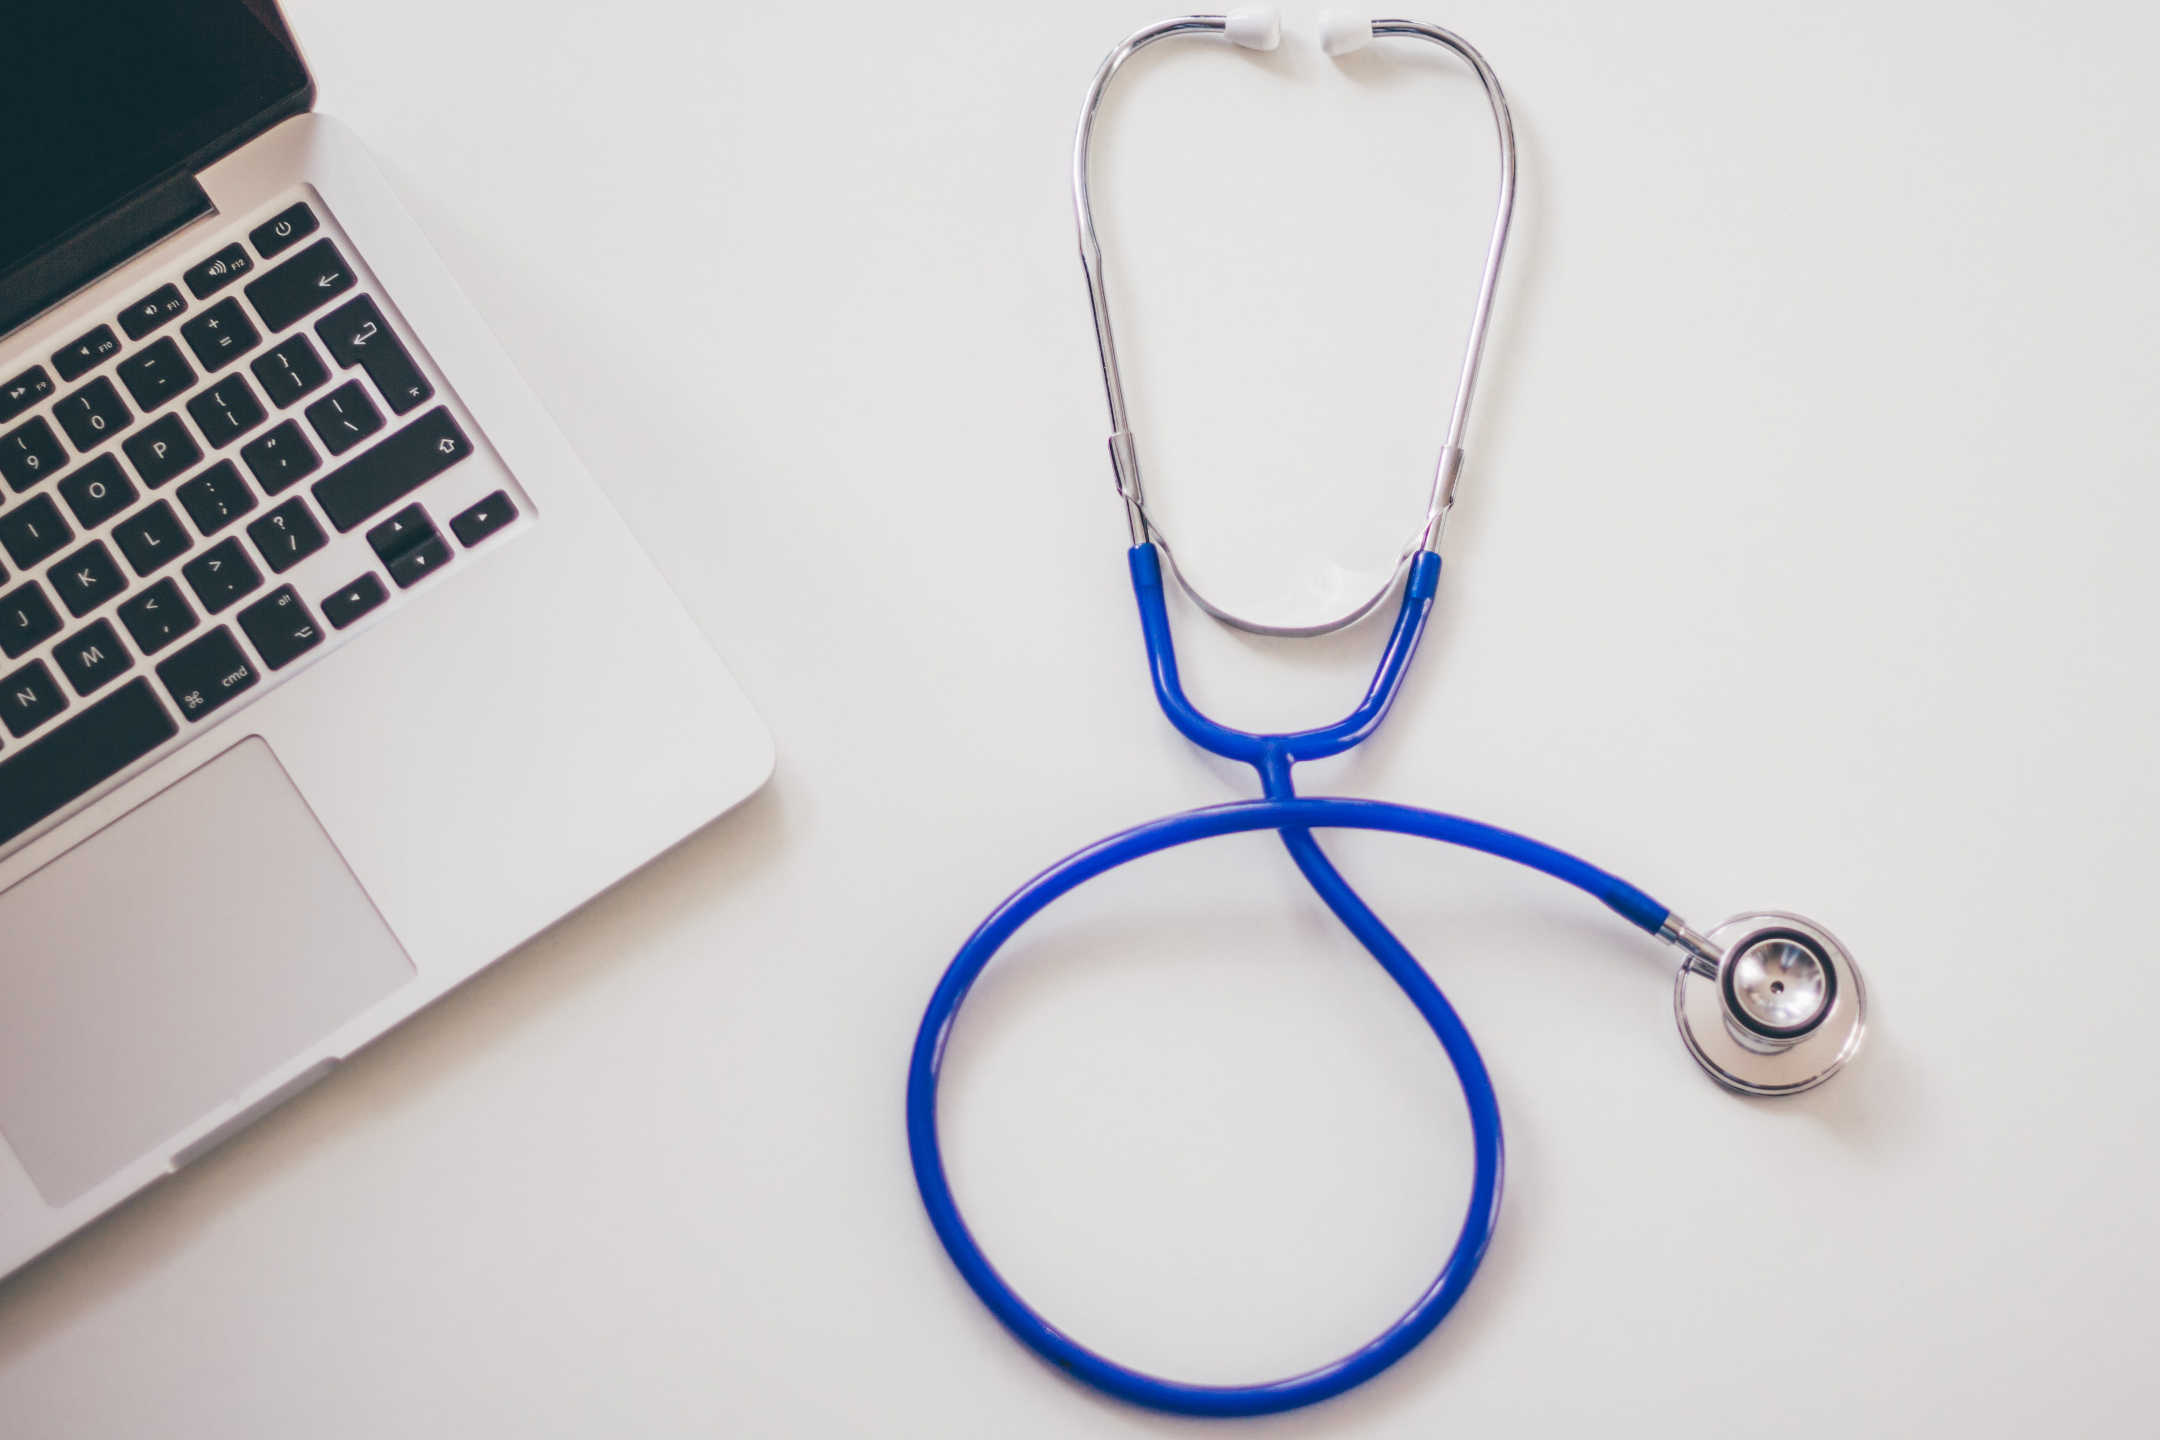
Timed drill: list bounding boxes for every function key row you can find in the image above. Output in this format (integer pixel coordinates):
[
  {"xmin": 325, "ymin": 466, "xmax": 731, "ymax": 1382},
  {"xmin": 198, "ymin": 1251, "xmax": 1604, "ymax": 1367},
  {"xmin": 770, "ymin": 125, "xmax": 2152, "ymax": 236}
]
[
  {"xmin": 251, "ymin": 203, "xmax": 318, "ymax": 261},
  {"xmin": 118, "ymin": 284, "xmax": 188, "ymax": 343},
  {"xmin": 33, "ymin": 203, "xmax": 322, "ymax": 392},
  {"xmin": 182, "ymin": 243, "xmax": 254, "ymax": 301},
  {"xmin": 53, "ymin": 326, "xmax": 120, "ymax": 383},
  {"xmin": 0, "ymin": 367, "xmax": 53, "ymax": 426}
]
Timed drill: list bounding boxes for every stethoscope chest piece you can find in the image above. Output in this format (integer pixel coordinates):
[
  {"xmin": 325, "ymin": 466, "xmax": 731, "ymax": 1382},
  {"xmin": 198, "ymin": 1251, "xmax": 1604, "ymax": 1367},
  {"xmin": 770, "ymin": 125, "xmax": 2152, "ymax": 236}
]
[{"xmin": 1675, "ymin": 912, "xmax": 1867, "ymax": 1096}]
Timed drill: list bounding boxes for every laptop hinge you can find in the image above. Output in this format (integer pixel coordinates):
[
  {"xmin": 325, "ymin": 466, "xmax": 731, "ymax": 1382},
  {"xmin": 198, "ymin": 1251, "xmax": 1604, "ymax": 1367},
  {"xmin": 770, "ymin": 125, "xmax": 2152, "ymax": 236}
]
[{"xmin": 0, "ymin": 171, "xmax": 215, "ymax": 343}]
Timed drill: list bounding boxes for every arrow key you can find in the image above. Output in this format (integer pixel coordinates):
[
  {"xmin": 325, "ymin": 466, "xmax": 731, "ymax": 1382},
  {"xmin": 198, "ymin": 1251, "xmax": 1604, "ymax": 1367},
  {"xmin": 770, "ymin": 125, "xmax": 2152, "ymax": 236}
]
[
  {"xmin": 321, "ymin": 573, "xmax": 388, "ymax": 631},
  {"xmin": 387, "ymin": 534, "xmax": 451, "ymax": 590},
  {"xmin": 449, "ymin": 491, "xmax": 517, "ymax": 548},
  {"xmin": 363, "ymin": 501, "xmax": 452, "ymax": 589}
]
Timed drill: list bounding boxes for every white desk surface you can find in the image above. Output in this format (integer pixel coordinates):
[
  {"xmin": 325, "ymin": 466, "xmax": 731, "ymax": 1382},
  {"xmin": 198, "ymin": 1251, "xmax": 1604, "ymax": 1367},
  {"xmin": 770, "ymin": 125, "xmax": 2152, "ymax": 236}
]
[{"xmin": 5, "ymin": 1, "xmax": 2158, "ymax": 1434}]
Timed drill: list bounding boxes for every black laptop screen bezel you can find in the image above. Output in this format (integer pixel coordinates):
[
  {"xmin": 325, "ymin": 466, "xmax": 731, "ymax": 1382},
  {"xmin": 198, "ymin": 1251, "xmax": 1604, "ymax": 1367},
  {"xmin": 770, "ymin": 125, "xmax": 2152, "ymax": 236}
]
[{"xmin": 0, "ymin": 1, "xmax": 315, "ymax": 339}]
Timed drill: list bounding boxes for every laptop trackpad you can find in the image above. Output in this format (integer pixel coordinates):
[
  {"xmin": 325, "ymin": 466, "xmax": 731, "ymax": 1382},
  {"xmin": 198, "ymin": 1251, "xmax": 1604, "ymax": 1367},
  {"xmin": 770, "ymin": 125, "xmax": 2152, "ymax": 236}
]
[{"xmin": 0, "ymin": 738, "xmax": 412, "ymax": 1206}]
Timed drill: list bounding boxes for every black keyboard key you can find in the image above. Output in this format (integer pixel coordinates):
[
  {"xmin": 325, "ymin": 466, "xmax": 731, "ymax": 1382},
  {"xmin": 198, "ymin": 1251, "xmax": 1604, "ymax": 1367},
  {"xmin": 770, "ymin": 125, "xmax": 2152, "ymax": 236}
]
[
  {"xmin": 237, "ymin": 586, "xmax": 323, "ymax": 670},
  {"xmin": 115, "ymin": 337, "xmax": 198, "ymax": 413},
  {"xmin": 181, "ymin": 537, "xmax": 262, "ymax": 614},
  {"xmin": 246, "ymin": 239, "xmax": 355, "ymax": 333},
  {"xmin": 0, "ymin": 366, "xmax": 54, "ymax": 425},
  {"xmin": 316, "ymin": 296, "xmax": 434, "ymax": 415},
  {"xmin": 321, "ymin": 573, "xmax": 387, "ymax": 630},
  {"xmin": 187, "ymin": 376, "xmax": 267, "ymax": 448},
  {"xmin": 119, "ymin": 283, "xmax": 188, "ymax": 341},
  {"xmin": 52, "ymin": 325, "xmax": 120, "ymax": 382},
  {"xmin": 251, "ymin": 333, "xmax": 330, "ymax": 408},
  {"xmin": 451, "ymin": 491, "xmax": 518, "ymax": 548},
  {"xmin": 178, "ymin": 296, "xmax": 262, "ymax": 374},
  {"xmin": 304, "ymin": 380, "xmax": 382, "ymax": 456},
  {"xmin": 157, "ymin": 626, "xmax": 257, "ymax": 723},
  {"xmin": 49, "ymin": 539, "xmax": 127, "ymax": 617},
  {"xmin": 370, "ymin": 502, "xmax": 450, "ymax": 589},
  {"xmin": 54, "ymin": 376, "xmax": 131, "ymax": 452},
  {"xmin": 246, "ymin": 498, "xmax": 328, "ymax": 574},
  {"xmin": 121, "ymin": 412, "xmax": 203, "ymax": 488},
  {"xmin": 313, "ymin": 407, "xmax": 474, "ymax": 532},
  {"xmin": 250, "ymin": 202, "xmax": 318, "ymax": 260},
  {"xmin": 183, "ymin": 243, "xmax": 255, "ymax": 299},
  {"xmin": 1, "ymin": 416, "xmax": 65, "ymax": 493},
  {"xmin": 176, "ymin": 459, "xmax": 258, "ymax": 536},
  {"xmin": 366, "ymin": 504, "xmax": 433, "ymax": 563},
  {"xmin": 240, "ymin": 420, "xmax": 320, "ymax": 494},
  {"xmin": 0, "ymin": 582, "xmax": 61, "ymax": 659},
  {"xmin": 118, "ymin": 577, "xmax": 197, "ymax": 654},
  {"xmin": 0, "ymin": 659, "xmax": 67, "ymax": 738},
  {"xmin": 112, "ymin": 499, "xmax": 193, "ymax": 577},
  {"xmin": 0, "ymin": 495, "xmax": 72, "ymax": 570},
  {"xmin": 388, "ymin": 535, "xmax": 451, "ymax": 589},
  {"xmin": 57, "ymin": 454, "xmax": 137, "ymax": 529},
  {"xmin": 0, "ymin": 678, "xmax": 176, "ymax": 845},
  {"xmin": 53, "ymin": 619, "xmax": 132, "ymax": 697}
]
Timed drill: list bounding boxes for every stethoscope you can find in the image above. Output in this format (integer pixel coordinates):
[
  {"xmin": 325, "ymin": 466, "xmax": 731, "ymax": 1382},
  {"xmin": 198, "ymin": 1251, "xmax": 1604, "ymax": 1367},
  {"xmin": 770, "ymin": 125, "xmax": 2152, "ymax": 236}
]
[{"xmin": 907, "ymin": 10, "xmax": 1868, "ymax": 1420}]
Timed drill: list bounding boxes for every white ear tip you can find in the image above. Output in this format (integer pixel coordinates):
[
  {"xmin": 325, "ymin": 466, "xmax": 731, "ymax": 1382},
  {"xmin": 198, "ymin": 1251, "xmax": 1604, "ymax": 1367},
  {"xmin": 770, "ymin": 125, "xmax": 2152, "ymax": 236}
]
[
  {"xmin": 1319, "ymin": 12, "xmax": 1375, "ymax": 56},
  {"xmin": 1225, "ymin": 6, "xmax": 1281, "ymax": 50}
]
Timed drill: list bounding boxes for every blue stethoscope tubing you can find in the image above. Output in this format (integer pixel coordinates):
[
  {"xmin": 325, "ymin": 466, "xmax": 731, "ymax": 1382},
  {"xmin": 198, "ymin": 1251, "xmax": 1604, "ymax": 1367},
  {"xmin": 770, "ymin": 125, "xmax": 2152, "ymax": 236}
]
[{"xmin": 906, "ymin": 543, "xmax": 1677, "ymax": 1418}]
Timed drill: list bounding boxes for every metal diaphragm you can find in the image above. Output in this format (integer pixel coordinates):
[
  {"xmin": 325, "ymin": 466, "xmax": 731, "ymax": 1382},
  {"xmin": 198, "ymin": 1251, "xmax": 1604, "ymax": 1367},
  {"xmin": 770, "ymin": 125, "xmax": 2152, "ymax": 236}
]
[{"xmin": 1675, "ymin": 912, "xmax": 1866, "ymax": 1096}]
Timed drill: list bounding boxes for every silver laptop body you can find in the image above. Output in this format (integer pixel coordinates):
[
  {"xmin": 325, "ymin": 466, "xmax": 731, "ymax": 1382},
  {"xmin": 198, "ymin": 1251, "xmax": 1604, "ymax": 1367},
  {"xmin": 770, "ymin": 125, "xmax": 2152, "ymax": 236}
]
[{"xmin": 0, "ymin": 11, "xmax": 772, "ymax": 1279}]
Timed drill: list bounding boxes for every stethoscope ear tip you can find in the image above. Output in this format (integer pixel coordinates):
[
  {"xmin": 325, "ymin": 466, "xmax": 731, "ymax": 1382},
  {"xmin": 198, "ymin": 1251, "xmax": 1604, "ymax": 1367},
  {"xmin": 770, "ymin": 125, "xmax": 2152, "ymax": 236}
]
[
  {"xmin": 1675, "ymin": 912, "xmax": 1867, "ymax": 1096},
  {"xmin": 1225, "ymin": 7, "xmax": 1282, "ymax": 51},
  {"xmin": 1221, "ymin": 9, "xmax": 1376, "ymax": 57},
  {"xmin": 1318, "ymin": 12, "xmax": 1376, "ymax": 57}
]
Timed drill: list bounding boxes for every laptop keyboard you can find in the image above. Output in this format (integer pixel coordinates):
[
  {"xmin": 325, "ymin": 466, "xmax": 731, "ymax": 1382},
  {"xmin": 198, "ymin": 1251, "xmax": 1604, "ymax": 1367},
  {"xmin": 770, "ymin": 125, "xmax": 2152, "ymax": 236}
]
[{"xmin": 0, "ymin": 191, "xmax": 528, "ymax": 856}]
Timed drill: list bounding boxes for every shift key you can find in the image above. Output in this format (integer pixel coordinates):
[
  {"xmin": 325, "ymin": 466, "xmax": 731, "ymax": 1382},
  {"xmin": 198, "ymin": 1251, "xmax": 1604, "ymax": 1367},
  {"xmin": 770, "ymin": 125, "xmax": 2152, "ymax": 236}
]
[{"xmin": 311, "ymin": 407, "xmax": 474, "ymax": 532}]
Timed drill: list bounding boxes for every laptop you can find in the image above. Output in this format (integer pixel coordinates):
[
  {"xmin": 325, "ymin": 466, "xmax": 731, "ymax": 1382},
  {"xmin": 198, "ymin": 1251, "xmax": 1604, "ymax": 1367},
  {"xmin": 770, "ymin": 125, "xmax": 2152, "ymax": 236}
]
[{"xmin": 0, "ymin": 2, "xmax": 773, "ymax": 1279}]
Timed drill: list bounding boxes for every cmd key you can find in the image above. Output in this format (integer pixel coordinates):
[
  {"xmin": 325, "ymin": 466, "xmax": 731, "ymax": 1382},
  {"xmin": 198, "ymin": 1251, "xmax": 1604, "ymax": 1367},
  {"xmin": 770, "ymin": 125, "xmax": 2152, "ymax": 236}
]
[{"xmin": 155, "ymin": 625, "xmax": 258, "ymax": 723}]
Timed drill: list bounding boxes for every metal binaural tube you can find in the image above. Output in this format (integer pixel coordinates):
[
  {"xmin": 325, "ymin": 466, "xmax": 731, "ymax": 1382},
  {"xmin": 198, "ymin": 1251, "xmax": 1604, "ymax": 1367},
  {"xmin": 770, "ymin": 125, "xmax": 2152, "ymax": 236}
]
[{"xmin": 1071, "ymin": 15, "xmax": 1519, "ymax": 632}]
